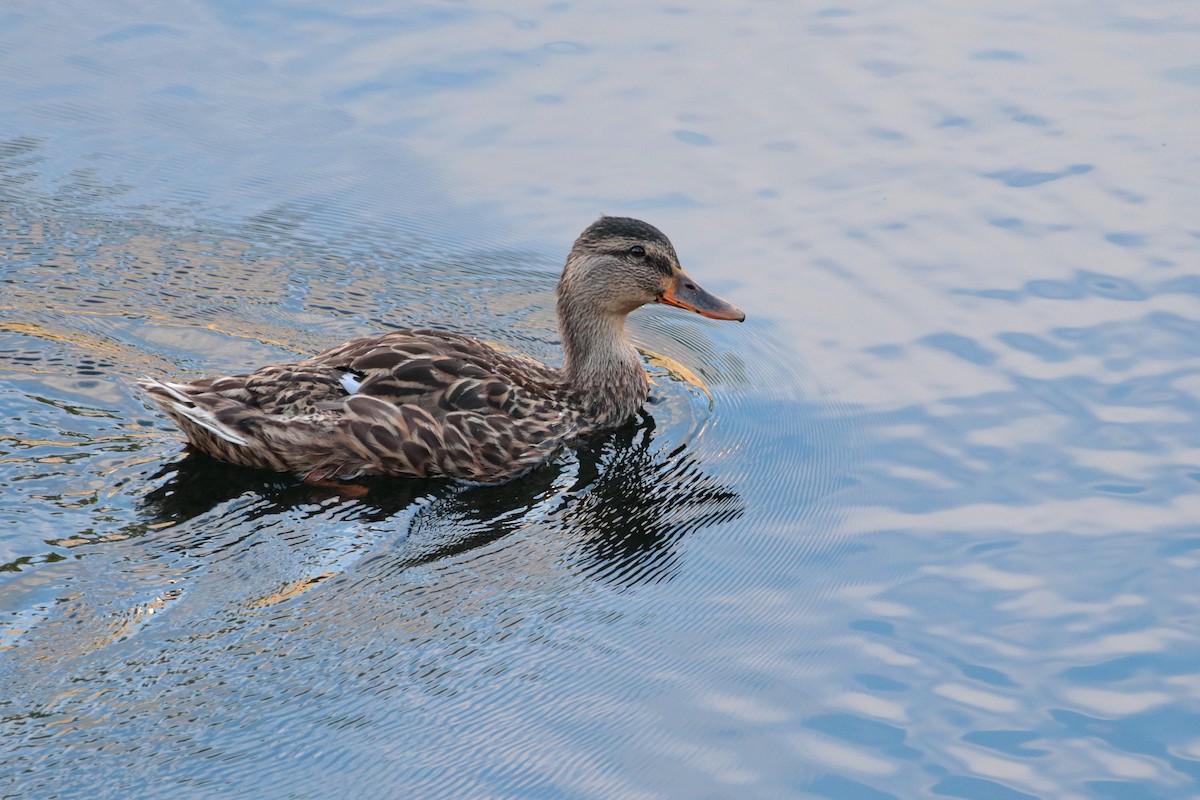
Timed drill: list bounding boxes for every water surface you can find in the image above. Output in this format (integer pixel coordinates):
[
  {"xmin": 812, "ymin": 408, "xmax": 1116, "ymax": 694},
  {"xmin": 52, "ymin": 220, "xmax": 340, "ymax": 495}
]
[{"xmin": 2, "ymin": 2, "xmax": 1200, "ymax": 798}]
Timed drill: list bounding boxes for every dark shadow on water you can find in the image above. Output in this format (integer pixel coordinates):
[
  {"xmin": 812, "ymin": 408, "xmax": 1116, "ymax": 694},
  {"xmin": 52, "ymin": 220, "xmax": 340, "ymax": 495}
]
[
  {"xmin": 140, "ymin": 451, "xmax": 440, "ymax": 525},
  {"xmin": 563, "ymin": 413, "xmax": 745, "ymax": 585},
  {"xmin": 139, "ymin": 410, "xmax": 743, "ymax": 586}
]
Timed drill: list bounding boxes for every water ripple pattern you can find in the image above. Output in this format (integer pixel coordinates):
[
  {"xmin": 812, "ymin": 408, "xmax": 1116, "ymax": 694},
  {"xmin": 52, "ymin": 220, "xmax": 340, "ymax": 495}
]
[
  {"xmin": 0, "ymin": 185, "xmax": 830, "ymax": 798},
  {"xmin": 3, "ymin": 1, "xmax": 1200, "ymax": 798}
]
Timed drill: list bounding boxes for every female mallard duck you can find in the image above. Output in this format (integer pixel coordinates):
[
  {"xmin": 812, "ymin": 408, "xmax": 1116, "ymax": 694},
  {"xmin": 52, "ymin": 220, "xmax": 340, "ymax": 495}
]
[{"xmin": 138, "ymin": 216, "xmax": 744, "ymax": 486}]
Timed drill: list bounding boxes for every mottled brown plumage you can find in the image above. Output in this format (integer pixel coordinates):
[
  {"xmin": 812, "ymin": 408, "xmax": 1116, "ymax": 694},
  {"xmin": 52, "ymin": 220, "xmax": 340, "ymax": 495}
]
[{"xmin": 138, "ymin": 217, "xmax": 744, "ymax": 485}]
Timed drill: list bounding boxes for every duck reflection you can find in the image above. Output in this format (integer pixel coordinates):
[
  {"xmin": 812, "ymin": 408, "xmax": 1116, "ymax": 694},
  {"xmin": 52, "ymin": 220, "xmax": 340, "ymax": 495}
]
[
  {"xmin": 140, "ymin": 409, "xmax": 742, "ymax": 586},
  {"xmin": 556, "ymin": 410, "xmax": 744, "ymax": 584}
]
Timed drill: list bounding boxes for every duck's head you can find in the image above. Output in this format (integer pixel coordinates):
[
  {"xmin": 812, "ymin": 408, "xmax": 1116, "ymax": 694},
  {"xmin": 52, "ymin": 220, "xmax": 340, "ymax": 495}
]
[{"xmin": 559, "ymin": 216, "xmax": 745, "ymax": 322}]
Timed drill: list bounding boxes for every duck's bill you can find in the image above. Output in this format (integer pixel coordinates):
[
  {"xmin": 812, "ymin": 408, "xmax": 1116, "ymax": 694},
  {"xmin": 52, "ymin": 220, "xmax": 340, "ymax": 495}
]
[{"xmin": 658, "ymin": 273, "xmax": 746, "ymax": 322}]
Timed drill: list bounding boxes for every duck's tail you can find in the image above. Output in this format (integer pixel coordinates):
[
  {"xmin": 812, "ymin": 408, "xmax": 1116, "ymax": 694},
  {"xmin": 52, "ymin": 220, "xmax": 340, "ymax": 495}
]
[
  {"xmin": 137, "ymin": 378, "xmax": 250, "ymax": 446},
  {"xmin": 138, "ymin": 377, "xmax": 359, "ymax": 479}
]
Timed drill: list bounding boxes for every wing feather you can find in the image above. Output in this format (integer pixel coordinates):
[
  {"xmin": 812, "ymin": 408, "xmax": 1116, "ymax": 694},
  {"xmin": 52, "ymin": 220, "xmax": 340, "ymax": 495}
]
[{"xmin": 143, "ymin": 327, "xmax": 582, "ymax": 483}]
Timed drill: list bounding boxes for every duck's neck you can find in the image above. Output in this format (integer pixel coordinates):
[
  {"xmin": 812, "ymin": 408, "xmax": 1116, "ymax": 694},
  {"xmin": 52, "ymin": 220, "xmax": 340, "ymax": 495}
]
[{"xmin": 558, "ymin": 297, "xmax": 649, "ymax": 426}]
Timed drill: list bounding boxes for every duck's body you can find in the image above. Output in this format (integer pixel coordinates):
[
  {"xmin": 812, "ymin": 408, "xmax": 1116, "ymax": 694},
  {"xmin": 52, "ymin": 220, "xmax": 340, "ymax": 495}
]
[{"xmin": 139, "ymin": 217, "xmax": 743, "ymax": 485}]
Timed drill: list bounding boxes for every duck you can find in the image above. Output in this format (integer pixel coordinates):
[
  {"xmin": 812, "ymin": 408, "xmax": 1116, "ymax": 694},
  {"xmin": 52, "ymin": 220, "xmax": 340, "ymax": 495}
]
[{"xmin": 138, "ymin": 216, "xmax": 744, "ymax": 487}]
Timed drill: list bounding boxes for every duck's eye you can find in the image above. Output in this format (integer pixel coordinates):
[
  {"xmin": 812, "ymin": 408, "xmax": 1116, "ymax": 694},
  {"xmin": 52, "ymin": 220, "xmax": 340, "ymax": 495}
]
[{"xmin": 628, "ymin": 245, "xmax": 646, "ymax": 257}]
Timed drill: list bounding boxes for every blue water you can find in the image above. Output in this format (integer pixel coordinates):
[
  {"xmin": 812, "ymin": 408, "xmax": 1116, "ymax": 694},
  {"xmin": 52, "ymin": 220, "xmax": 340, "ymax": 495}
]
[{"xmin": 3, "ymin": 2, "xmax": 1200, "ymax": 798}]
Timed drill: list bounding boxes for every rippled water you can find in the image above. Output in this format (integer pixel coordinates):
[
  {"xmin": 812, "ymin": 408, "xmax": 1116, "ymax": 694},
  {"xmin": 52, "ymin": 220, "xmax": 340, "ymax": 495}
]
[{"xmin": 3, "ymin": 2, "xmax": 1200, "ymax": 798}]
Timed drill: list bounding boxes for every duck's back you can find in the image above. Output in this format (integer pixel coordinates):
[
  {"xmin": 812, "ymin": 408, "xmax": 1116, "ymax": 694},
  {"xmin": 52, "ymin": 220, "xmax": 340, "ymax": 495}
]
[
  {"xmin": 302, "ymin": 329, "xmax": 563, "ymax": 416},
  {"xmin": 140, "ymin": 329, "xmax": 585, "ymax": 483}
]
